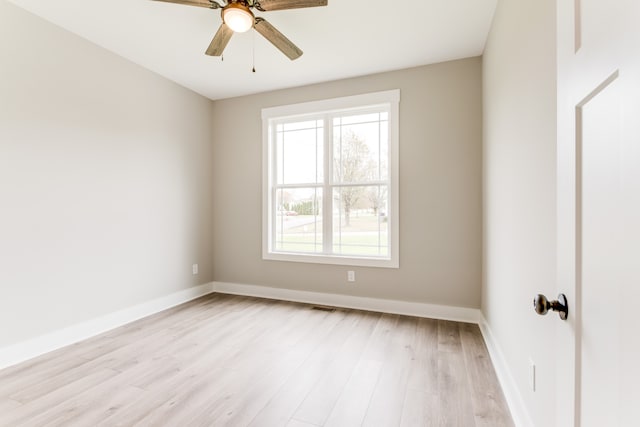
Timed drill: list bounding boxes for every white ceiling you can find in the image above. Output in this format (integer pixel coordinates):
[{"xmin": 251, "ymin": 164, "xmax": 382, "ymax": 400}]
[{"xmin": 9, "ymin": 0, "xmax": 497, "ymax": 100}]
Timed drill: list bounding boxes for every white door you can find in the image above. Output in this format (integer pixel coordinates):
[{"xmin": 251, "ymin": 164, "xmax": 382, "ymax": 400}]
[{"xmin": 556, "ymin": 1, "xmax": 640, "ymax": 426}]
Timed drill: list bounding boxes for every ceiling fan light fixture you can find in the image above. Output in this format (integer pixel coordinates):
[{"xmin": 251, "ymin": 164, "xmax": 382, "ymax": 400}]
[{"xmin": 223, "ymin": 3, "xmax": 254, "ymax": 33}]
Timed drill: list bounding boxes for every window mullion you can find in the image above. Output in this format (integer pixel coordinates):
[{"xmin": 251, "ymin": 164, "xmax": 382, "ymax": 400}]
[{"xmin": 323, "ymin": 114, "xmax": 332, "ymax": 255}]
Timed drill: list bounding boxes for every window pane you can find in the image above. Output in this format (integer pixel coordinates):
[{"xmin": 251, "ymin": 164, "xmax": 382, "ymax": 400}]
[
  {"xmin": 275, "ymin": 188, "xmax": 323, "ymax": 253},
  {"xmin": 317, "ymin": 126, "xmax": 324, "ymax": 183},
  {"xmin": 276, "ymin": 131, "xmax": 284, "ymax": 184},
  {"xmin": 333, "ymin": 115, "xmax": 388, "ymax": 183},
  {"xmin": 276, "ymin": 121, "xmax": 323, "ymax": 184},
  {"xmin": 380, "ymin": 120, "xmax": 389, "ymax": 180},
  {"xmin": 332, "ymin": 186, "xmax": 388, "ymax": 256}
]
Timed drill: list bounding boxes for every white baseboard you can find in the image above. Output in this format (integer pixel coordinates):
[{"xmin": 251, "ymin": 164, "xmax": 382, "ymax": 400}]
[
  {"xmin": 478, "ymin": 316, "xmax": 534, "ymax": 427},
  {"xmin": 212, "ymin": 281, "xmax": 482, "ymax": 323},
  {"xmin": 0, "ymin": 282, "xmax": 215, "ymax": 370}
]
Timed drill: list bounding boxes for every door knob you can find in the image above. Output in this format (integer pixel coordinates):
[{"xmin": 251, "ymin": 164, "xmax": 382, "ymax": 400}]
[{"xmin": 533, "ymin": 293, "xmax": 568, "ymax": 320}]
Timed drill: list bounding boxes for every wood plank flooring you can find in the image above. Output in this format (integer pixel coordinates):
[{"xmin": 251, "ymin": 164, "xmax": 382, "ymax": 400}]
[{"xmin": 0, "ymin": 293, "xmax": 514, "ymax": 427}]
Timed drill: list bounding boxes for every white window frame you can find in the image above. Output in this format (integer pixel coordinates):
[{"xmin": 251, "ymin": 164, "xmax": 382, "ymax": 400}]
[{"xmin": 262, "ymin": 90, "xmax": 400, "ymax": 268}]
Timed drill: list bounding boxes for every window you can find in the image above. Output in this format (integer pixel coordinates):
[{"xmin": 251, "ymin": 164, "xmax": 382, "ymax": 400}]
[{"xmin": 262, "ymin": 90, "xmax": 399, "ymax": 268}]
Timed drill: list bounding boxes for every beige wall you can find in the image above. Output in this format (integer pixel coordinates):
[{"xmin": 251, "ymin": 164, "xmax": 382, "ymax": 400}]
[
  {"xmin": 0, "ymin": 2, "xmax": 214, "ymax": 348},
  {"xmin": 482, "ymin": 0, "xmax": 557, "ymax": 425},
  {"xmin": 212, "ymin": 58, "xmax": 483, "ymax": 308}
]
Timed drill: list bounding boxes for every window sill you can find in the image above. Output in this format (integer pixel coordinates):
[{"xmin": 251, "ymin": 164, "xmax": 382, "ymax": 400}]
[{"xmin": 263, "ymin": 251, "xmax": 399, "ymax": 269}]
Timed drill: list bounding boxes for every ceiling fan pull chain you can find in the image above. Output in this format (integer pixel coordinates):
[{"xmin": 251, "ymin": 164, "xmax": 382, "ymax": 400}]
[{"xmin": 252, "ymin": 28, "xmax": 256, "ymax": 73}]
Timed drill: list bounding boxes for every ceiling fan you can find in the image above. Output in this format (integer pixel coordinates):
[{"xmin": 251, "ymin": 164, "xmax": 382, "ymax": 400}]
[{"xmin": 153, "ymin": 0, "xmax": 328, "ymax": 60}]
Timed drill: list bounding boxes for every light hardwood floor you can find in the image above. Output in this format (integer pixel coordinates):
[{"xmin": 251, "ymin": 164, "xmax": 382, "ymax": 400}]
[{"xmin": 0, "ymin": 293, "xmax": 514, "ymax": 427}]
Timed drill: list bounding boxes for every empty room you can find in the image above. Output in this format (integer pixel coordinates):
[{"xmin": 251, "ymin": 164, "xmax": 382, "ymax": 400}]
[{"xmin": 1, "ymin": 0, "xmax": 639, "ymax": 426}]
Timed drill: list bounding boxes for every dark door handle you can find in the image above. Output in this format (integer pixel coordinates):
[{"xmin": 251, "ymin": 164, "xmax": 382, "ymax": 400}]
[{"xmin": 533, "ymin": 294, "xmax": 568, "ymax": 320}]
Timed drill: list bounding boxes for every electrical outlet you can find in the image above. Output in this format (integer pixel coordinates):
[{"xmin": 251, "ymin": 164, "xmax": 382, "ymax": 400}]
[
  {"xmin": 192, "ymin": 264, "xmax": 198, "ymax": 275},
  {"xmin": 529, "ymin": 359, "xmax": 536, "ymax": 392},
  {"xmin": 347, "ymin": 270, "xmax": 355, "ymax": 282}
]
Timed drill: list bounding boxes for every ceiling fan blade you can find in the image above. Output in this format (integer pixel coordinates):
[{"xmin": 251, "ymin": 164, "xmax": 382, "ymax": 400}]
[
  {"xmin": 254, "ymin": 17, "xmax": 302, "ymax": 60},
  {"xmin": 205, "ymin": 23, "xmax": 234, "ymax": 56},
  {"xmin": 152, "ymin": 0, "xmax": 220, "ymax": 9},
  {"xmin": 254, "ymin": 0, "xmax": 327, "ymax": 11}
]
